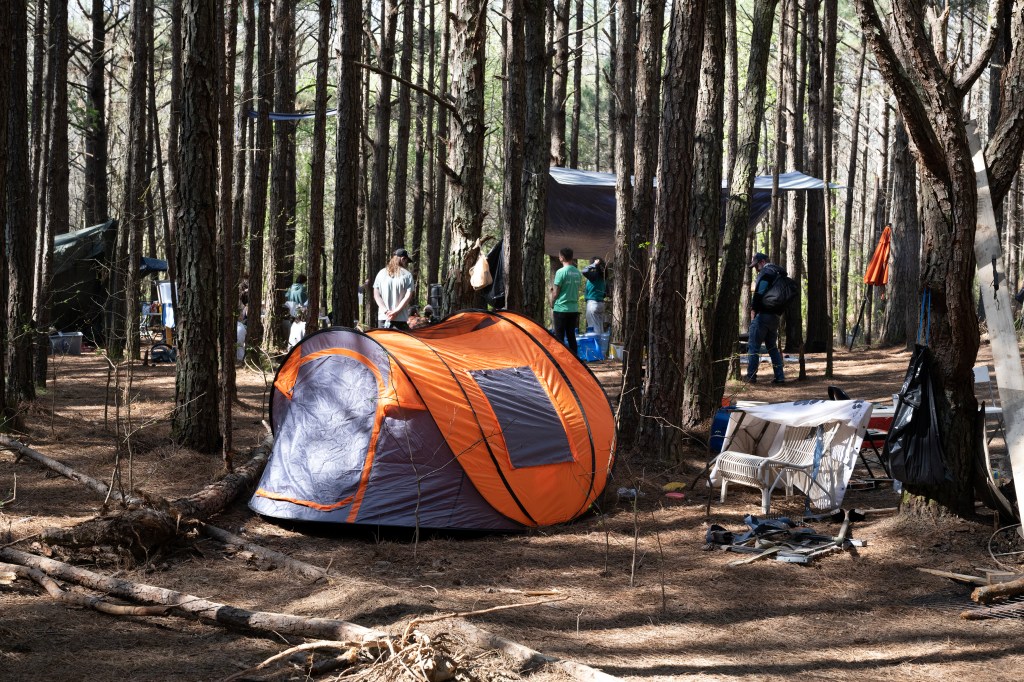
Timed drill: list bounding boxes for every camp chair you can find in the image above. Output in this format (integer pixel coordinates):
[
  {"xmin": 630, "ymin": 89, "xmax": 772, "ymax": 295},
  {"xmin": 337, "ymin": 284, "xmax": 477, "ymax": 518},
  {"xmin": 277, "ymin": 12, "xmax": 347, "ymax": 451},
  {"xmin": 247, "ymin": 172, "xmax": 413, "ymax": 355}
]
[
  {"xmin": 827, "ymin": 386, "xmax": 890, "ymax": 478},
  {"xmin": 714, "ymin": 422, "xmax": 843, "ymax": 514},
  {"xmin": 974, "ymin": 365, "xmax": 1007, "ymax": 446}
]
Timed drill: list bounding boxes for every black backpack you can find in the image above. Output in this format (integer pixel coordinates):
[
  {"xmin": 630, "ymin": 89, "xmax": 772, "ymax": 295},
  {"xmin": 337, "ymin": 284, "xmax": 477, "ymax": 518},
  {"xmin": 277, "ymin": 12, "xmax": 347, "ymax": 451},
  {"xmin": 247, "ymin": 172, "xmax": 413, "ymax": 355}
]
[{"xmin": 761, "ymin": 267, "xmax": 799, "ymax": 314}]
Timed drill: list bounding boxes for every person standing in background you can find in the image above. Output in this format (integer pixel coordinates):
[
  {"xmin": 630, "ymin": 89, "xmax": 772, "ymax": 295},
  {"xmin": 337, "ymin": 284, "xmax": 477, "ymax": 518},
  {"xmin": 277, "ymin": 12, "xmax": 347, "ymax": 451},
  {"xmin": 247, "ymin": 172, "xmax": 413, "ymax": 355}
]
[
  {"xmin": 373, "ymin": 248, "xmax": 415, "ymax": 330},
  {"xmin": 582, "ymin": 257, "xmax": 607, "ymax": 334},
  {"xmin": 550, "ymin": 247, "xmax": 583, "ymax": 355},
  {"xmin": 746, "ymin": 252, "xmax": 786, "ymax": 384}
]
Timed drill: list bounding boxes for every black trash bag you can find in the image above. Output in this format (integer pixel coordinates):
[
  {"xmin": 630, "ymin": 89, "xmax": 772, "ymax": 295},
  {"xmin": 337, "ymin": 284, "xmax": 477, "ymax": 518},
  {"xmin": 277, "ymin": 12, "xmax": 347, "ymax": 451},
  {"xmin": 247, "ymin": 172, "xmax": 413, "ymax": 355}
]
[{"xmin": 884, "ymin": 345, "xmax": 949, "ymax": 486}]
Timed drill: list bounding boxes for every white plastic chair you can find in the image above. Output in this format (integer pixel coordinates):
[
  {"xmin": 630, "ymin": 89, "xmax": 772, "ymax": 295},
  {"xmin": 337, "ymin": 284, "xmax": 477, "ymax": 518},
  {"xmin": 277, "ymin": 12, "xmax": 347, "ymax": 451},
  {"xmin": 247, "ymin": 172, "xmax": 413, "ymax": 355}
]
[
  {"xmin": 715, "ymin": 423, "xmax": 842, "ymax": 514},
  {"xmin": 973, "ymin": 365, "xmax": 1007, "ymax": 445}
]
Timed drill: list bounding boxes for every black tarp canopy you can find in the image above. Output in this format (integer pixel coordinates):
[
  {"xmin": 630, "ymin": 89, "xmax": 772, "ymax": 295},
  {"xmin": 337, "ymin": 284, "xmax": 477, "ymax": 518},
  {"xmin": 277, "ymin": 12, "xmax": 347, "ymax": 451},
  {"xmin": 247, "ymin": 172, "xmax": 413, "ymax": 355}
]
[
  {"xmin": 544, "ymin": 167, "xmax": 832, "ymax": 259},
  {"xmin": 51, "ymin": 220, "xmax": 167, "ymax": 337}
]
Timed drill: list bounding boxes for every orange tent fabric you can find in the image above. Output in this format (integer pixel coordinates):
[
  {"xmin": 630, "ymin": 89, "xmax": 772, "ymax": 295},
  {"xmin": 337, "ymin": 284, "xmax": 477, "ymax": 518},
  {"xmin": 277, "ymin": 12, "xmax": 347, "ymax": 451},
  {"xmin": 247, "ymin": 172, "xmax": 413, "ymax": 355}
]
[
  {"xmin": 252, "ymin": 311, "xmax": 615, "ymax": 530},
  {"xmin": 864, "ymin": 225, "xmax": 892, "ymax": 286}
]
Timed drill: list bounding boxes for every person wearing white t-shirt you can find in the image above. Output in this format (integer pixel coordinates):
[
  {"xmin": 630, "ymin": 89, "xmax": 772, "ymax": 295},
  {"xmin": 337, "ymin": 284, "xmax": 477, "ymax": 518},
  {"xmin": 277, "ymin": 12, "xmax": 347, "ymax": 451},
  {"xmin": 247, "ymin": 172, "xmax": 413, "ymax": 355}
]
[{"xmin": 373, "ymin": 248, "xmax": 415, "ymax": 329}]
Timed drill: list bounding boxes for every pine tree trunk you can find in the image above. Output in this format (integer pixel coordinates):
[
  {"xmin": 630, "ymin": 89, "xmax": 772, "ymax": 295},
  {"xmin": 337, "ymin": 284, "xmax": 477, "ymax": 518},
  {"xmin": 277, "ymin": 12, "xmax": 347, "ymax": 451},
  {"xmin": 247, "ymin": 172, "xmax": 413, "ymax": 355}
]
[
  {"xmin": 0, "ymin": 0, "xmax": 10, "ymax": 424},
  {"xmin": 6, "ymin": 0, "xmax": 35, "ymax": 410},
  {"xmin": 393, "ymin": 0, "xmax": 415, "ymax": 250},
  {"xmin": 426, "ymin": 0, "xmax": 449, "ymax": 295},
  {"xmin": 442, "ymin": 0, "xmax": 487, "ymax": 312},
  {"xmin": 637, "ymin": 0, "xmax": 704, "ymax": 462},
  {"xmin": 520, "ymin": 0, "xmax": 548, "ymax": 322},
  {"xmin": 591, "ymin": 0, "xmax": 601, "ymax": 170},
  {"xmin": 331, "ymin": 0, "xmax": 363, "ymax": 330},
  {"xmin": 711, "ymin": 0, "xmax": 779, "ymax": 409},
  {"xmin": 803, "ymin": 0, "xmax": 827, "ymax": 353},
  {"xmin": 307, "ymin": 0, "xmax": 330, "ymax": 327},
  {"xmin": 264, "ymin": 1, "xmax": 295, "ymax": 349},
  {"xmin": 219, "ymin": 2, "xmax": 238, "ymax": 465},
  {"xmin": 120, "ymin": 0, "xmax": 151, "ymax": 362},
  {"xmin": 782, "ymin": 0, "xmax": 803, "ymax": 354},
  {"xmin": 681, "ymin": 0, "xmax": 725, "ymax": 431},
  {"xmin": 502, "ymin": 0, "xmax": 525, "ymax": 310},
  {"xmin": 244, "ymin": 0, "xmax": 273, "ymax": 358},
  {"xmin": 173, "ymin": 0, "xmax": 222, "ymax": 453},
  {"xmin": 569, "ymin": 0, "xmax": 583, "ymax": 168},
  {"xmin": 609, "ymin": 0, "xmax": 638, "ymax": 451},
  {"xmin": 880, "ymin": 117, "xmax": 919, "ymax": 349},
  {"xmin": 36, "ymin": 0, "xmax": 69, "ymax": 388},
  {"xmin": 838, "ymin": 48, "xmax": 866, "ymax": 344},
  {"xmin": 231, "ymin": 0, "xmax": 254, "ymax": 323},
  {"xmin": 368, "ymin": 0, "xmax": 399, "ymax": 286},
  {"xmin": 411, "ymin": 0, "xmax": 429, "ymax": 298},
  {"xmin": 83, "ymin": 0, "xmax": 108, "ymax": 227},
  {"xmin": 549, "ymin": 0, "xmax": 570, "ymax": 167}
]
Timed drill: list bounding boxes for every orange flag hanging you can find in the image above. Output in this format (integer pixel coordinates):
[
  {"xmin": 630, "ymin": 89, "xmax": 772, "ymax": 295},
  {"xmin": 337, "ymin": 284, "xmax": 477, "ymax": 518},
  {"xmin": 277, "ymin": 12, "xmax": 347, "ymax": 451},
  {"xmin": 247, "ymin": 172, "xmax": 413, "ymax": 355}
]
[{"xmin": 864, "ymin": 225, "xmax": 892, "ymax": 286}]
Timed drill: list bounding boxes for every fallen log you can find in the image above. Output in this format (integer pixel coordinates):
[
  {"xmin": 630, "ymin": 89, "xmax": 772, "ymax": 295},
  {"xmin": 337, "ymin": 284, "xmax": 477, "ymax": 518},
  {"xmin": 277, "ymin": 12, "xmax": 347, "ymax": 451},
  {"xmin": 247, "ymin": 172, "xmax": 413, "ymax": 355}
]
[
  {"xmin": 971, "ymin": 573, "xmax": 1024, "ymax": 604},
  {"xmin": 41, "ymin": 436, "xmax": 273, "ymax": 556},
  {"xmin": 199, "ymin": 523, "xmax": 329, "ymax": 583},
  {"xmin": 452, "ymin": 618, "xmax": 624, "ymax": 682},
  {"xmin": 0, "ymin": 434, "xmax": 142, "ymax": 506},
  {"xmin": 0, "ymin": 547, "xmax": 383, "ymax": 642},
  {"xmin": 0, "ymin": 560, "xmax": 170, "ymax": 617}
]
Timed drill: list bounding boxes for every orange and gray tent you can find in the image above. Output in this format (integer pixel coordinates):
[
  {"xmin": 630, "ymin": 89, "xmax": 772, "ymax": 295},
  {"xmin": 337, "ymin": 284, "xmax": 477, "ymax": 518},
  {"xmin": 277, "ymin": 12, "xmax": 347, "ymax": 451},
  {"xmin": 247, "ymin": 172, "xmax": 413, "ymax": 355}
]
[{"xmin": 249, "ymin": 311, "xmax": 616, "ymax": 530}]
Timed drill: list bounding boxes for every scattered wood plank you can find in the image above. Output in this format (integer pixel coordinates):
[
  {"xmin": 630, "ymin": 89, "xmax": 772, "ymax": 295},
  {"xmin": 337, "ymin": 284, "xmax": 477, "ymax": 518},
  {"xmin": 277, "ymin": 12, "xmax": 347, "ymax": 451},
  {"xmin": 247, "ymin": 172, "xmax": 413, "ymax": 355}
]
[{"xmin": 917, "ymin": 568, "xmax": 989, "ymax": 586}]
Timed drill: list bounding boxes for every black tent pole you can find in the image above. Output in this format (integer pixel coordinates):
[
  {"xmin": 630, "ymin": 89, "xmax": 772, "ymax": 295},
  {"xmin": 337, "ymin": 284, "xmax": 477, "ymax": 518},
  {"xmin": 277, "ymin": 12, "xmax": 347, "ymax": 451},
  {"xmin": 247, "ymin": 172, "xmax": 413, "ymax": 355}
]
[{"xmin": 848, "ymin": 285, "xmax": 871, "ymax": 351}]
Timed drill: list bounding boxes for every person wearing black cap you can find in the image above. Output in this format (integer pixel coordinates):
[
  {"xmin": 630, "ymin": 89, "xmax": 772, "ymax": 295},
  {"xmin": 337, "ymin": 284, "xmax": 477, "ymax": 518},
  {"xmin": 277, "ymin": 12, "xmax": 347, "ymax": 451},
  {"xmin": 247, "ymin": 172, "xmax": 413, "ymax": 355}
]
[
  {"xmin": 746, "ymin": 252, "xmax": 785, "ymax": 384},
  {"xmin": 373, "ymin": 248, "xmax": 415, "ymax": 329}
]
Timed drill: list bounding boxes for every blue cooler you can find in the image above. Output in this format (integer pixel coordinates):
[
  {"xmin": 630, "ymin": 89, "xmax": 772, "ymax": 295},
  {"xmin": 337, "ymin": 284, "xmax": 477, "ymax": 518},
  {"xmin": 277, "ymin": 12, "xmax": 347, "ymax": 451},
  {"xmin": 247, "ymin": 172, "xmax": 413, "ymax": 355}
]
[
  {"xmin": 709, "ymin": 407, "xmax": 736, "ymax": 453},
  {"xmin": 577, "ymin": 334, "xmax": 604, "ymax": 362}
]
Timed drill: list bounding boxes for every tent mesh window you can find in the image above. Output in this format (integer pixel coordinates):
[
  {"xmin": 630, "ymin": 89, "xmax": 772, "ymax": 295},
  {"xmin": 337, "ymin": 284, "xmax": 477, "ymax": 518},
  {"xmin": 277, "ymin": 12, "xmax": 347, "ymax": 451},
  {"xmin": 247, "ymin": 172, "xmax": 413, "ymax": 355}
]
[{"xmin": 470, "ymin": 366, "xmax": 575, "ymax": 468}]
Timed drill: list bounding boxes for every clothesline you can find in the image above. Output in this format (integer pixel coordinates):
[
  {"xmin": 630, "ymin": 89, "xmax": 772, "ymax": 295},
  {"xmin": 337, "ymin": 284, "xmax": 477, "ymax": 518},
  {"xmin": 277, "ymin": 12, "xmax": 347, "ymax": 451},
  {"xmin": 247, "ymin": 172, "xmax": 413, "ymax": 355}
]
[{"xmin": 247, "ymin": 108, "xmax": 338, "ymax": 121}]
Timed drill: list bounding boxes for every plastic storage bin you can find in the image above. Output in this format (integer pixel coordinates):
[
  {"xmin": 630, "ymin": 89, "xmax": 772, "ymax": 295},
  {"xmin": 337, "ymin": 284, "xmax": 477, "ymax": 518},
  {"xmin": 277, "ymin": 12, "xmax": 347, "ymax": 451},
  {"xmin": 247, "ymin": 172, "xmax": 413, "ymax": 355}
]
[
  {"xmin": 576, "ymin": 334, "xmax": 604, "ymax": 362},
  {"xmin": 49, "ymin": 332, "xmax": 84, "ymax": 355},
  {"xmin": 709, "ymin": 407, "xmax": 736, "ymax": 454}
]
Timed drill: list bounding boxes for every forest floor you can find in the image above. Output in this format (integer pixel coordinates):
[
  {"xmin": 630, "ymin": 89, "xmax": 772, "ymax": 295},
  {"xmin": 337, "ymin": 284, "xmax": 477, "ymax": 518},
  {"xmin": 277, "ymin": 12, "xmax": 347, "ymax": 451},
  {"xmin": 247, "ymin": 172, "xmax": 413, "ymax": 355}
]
[{"xmin": 2, "ymin": 340, "xmax": 1024, "ymax": 681}]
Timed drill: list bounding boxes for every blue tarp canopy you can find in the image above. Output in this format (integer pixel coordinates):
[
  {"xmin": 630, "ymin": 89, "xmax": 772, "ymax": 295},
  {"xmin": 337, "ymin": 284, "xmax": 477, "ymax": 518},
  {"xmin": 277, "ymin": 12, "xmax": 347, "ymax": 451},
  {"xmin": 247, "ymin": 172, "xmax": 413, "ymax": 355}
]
[{"xmin": 545, "ymin": 167, "xmax": 834, "ymax": 259}]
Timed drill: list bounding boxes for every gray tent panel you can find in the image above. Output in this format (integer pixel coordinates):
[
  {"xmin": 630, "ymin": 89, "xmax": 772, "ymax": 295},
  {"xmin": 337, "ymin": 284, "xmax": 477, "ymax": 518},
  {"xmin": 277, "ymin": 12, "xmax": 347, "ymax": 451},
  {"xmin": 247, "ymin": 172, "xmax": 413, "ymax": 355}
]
[{"xmin": 471, "ymin": 367, "xmax": 574, "ymax": 468}]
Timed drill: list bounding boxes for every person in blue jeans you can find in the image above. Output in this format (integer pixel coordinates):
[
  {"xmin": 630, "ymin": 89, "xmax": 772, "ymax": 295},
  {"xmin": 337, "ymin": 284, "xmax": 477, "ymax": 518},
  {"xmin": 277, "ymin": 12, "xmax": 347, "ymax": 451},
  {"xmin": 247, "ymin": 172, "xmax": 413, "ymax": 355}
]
[{"xmin": 746, "ymin": 252, "xmax": 785, "ymax": 384}]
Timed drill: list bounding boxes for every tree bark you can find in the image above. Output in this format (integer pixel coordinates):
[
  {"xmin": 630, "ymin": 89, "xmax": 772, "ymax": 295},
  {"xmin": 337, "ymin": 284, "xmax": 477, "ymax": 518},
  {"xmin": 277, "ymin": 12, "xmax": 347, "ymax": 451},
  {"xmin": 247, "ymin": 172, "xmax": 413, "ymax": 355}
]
[
  {"xmin": 36, "ymin": 0, "xmax": 69, "ymax": 387},
  {"xmin": 411, "ymin": 0, "xmax": 429, "ymax": 297},
  {"xmin": 782, "ymin": 0, "xmax": 803, "ymax": 354},
  {"xmin": 244, "ymin": 0, "xmax": 274, "ymax": 357},
  {"xmin": 854, "ymin": 0, "xmax": 1013, "ymax": 515},
  {"xmin": 6, "ymin": 0, "xmax": 34, "ymax": 411},
  {"xmin": 393, "ymin": 0, "xmax": 415, "ymax": 251},
  {"xmin": 307, "ymin": 0, "xmax": 330, "ymax": 328},
  {"xmin": 803, "ymin": 0, "xmax": 827, "ymax": 353},
  {"xmin": 331, "ymin": 0, "xmax": 364, "ymax": 329},
  {"xmin": 219, "ymin": 1, "xmax": 239, "ymax": 466},
  {"xmin": 502, "ymin": 0, "xmax": 525, "ymax": 310},
  {"xmin": 232, "ymin": 0, "xmax": 254, "ymax": 335},
  {"xmin": 610, "ymin": 0, "xmax": 638, "ymax": 448},
  {"xmin": 637, "ymin": 0, "xmax": 705, "ymax": 461},
  {"xmin": 426, "ymin": 0, "xmax": 450, "ymax": 296},
  {"xmin": 0, "ymin": 0, "xmax": 9, "ymax": 425},
  {"xmin": 120, "ymin": 0, "xmax": 151, "ymax": 362},
  {"xmin": 368, "ymin": 0, "xmax": 399, "ymax": 284},
  {"xmin": 264, "ymin": 1, "xmax": 296, "ymax": 350},
  {"xmin": 520, "ymin": 0, "xmax": 549, "ymax": 322},
  {"xmin": 83, "ymin": 0, "xmax": 108, "ymax": 227},
  {"xmin": 711, "ymin": 0, "xmax": 779, "ymax": 409},
  {"xmin": 881, "ymin": 117, "xmax": 919, "ymax": 349},
  {"xmin": 569, "ymin": 0, "xmax": 583, "ymax": 168},
  {"xmin": 591, "ymin": 0, "xmax": 602, "ymax": 170},
  {"xmin": 442, "ymin": 0, "xmax": 488, "ymax": 313},
  {"xmin": 550, "ymin": 0, "xmax": 570, "ymax": 166},
  {"xmin": 681, "ymin": 0, "xmax": 725, "ymax": 430},
  {"xmin": 838, "ymin": 48, "xmax": 866, "ymax": 344},
  {"xmin": 173, "ymin": 0, "xmax": 222, "ymax": 453}
]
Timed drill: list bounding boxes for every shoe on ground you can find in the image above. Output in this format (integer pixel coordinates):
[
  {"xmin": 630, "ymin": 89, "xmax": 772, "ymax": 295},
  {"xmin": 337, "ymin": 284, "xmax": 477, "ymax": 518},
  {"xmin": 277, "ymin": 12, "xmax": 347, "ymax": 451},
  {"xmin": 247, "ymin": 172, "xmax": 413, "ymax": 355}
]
[
  {"xmin": 772, "ymin": 378, "xmax": 786, "ymax": 385},
  {"xmin": 742, "ymin": 376, "xmax": 757, "ymax": 384}
]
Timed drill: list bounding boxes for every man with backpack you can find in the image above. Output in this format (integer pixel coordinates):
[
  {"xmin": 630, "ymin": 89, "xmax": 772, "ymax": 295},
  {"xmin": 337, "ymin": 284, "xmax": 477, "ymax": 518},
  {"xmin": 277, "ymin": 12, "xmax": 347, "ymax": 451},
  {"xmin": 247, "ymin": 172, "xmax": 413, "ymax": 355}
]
[{"xmin": 746, "ymin": 253, "xmax": 787, "ymax": 384}]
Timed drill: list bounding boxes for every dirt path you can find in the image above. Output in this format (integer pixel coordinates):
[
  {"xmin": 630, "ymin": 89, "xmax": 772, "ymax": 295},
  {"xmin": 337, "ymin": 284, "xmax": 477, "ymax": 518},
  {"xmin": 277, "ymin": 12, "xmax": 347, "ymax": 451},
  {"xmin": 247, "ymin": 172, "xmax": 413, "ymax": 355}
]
[{"xmin": 2, "ymin": 344, "xmax": 1022, "ymax": 681}]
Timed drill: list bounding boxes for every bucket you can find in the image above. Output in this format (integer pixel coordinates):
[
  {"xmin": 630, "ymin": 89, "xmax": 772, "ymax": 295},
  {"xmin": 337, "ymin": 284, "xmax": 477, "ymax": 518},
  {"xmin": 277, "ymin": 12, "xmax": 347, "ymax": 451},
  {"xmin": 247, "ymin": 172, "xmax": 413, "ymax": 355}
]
[{"xmin": 709, "ymin": 407, "xmax": 736, "ymax": 454}]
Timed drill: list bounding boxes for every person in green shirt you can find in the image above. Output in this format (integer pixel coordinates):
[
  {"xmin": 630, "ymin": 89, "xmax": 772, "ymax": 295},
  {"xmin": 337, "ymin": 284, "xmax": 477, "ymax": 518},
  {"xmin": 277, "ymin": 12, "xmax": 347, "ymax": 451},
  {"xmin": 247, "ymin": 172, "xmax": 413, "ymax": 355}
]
[{"xmin": 550, "ymin": 247, "xmax": 583, "ymax": 355}]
